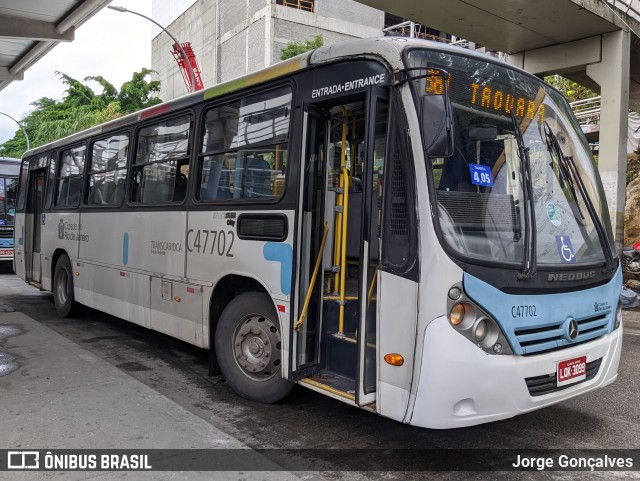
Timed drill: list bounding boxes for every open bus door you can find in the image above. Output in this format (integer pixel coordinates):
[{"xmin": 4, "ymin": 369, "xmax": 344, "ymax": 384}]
[
  {"xmin": 292, "ymin": 88, "xmax": 388, "ymax": 407},
  {"xmin": 24, "ymin": 168, "xmax": 45, "ymax": 285}
]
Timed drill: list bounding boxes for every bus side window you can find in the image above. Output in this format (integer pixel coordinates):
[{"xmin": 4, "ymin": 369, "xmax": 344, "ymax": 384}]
[
  {"xmin": 45, "ymin": 153, "xmax": 57, "ymax": 209},
  {"xmin": 132, "ymin": 115, "xmax": 191, "ymax": 204},
  {"xmin": 56, "ymin": 145, "xmax": 86, "ymax": 208},
  {"xmin": 87, "ymin": 133, "xmax": 129, "ymax": 206},
  {"xmin": 197, "ymin": 86, "xmax": 292, "ymax": 203}
]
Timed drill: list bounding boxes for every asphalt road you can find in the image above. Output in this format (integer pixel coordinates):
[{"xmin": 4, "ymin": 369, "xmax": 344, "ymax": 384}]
[{"xmin": 2, "ymin": 261, "xmax": 640, "ymax": 480}]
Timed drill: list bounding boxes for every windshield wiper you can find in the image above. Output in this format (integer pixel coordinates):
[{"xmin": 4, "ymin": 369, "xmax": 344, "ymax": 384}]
[
  {"xmin": 543, "ymin": 122, "xmax": 586, "ymax": 222},
  {"xmin": 511, "ymin": 111, "xmax": 537, "ymax": 280},
  {"xmin": 543, "ymin": 122, "xmax": 615, "ymax": 273}
]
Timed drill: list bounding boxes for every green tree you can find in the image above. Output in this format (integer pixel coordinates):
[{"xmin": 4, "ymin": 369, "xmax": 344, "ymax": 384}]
[
  {"xmin": 280, "ymin": 35, "xmax": 323, "ymax": 61},
  {"xmin": 544, "ymin": 75, "xmax": 597, "ymax": 102},
  {"xmin": 117, "ymin": 68, "xmax": 162, "ymax": 112},
  {"xmin": 0, "ymin": 69, "xmax": 161, "ymax": 158}
]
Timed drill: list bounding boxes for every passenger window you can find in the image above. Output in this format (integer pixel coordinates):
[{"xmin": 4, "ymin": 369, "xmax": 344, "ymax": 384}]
[
  {"xmin": 198, "ymin": 86, "xmax": 291, "ymax": 202},
  {"xmin": 56, "ymin": 145, "xmax": 86, "ymax": 208},
  {"xmin": 87, "ymin": 133, "xmax": 129, "ymax": 206},
  {"xmin": 45, "ymin": 153, "xmax": 57, "ymax": 209},
  {"xmin": 131, "ymin": 115, "xmax": 191, "ymax": 204}
]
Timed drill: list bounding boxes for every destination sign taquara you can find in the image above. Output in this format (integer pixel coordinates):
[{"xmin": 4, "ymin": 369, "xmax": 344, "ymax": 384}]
[
  {"xmin": 470, "ymin": 83, "xmax": 545, "ymax": 123},
  {"xmin": 424, "ymin": 69, "xmax": 546, "ymax": 123}
]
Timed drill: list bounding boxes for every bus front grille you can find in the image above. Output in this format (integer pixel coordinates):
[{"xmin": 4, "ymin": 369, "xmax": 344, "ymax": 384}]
[
  {"xmin": 524, "ymin": 358, "xmax": 602, "ymax": 396},
  {"xmin": 513, "ymin": 313, "xmax": 610, "ymax": 355}
]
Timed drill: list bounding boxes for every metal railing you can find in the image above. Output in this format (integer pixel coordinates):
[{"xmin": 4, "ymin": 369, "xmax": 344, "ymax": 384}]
[
  {"xmin": 383, "ymin": 21, "xmax": 505, "ymax": 60},
  {"xmin": 383, "ymin": 21, "xmax": 450, "ymax": 43},
  {"xmin": 606, "ymin": 0, "xmax": 640, "ymax": 22},
  {"xmin": 570, "ymin": 96, "xmax": 602, "ymax": 123},
  {"xmin": 276, "ymin": 0, "xmax": 314, "ymax": 12},
  {"xmin": 570, "ymin": 96, "xmax": 602, "ymax": 146}
]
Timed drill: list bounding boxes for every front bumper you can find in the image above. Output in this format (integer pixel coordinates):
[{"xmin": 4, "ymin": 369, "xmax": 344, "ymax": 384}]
[{"xmin": 408, "ymin": 316, "xmax": 622, "ymax": 429}]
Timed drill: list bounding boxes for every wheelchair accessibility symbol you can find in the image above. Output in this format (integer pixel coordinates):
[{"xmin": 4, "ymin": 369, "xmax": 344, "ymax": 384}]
[{"xmin": 555, "ymin": 235, "xmax": 576, "ymax": 264}]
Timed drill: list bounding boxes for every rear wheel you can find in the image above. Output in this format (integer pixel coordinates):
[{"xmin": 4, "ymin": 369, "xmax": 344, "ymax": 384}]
[
  {"xmin": 53, "ymin": 254, "xmax": 76, "ymax": 317},
  {"xmin": 215, "ymin": 291, "xmax": 292, "ymax": 403}
]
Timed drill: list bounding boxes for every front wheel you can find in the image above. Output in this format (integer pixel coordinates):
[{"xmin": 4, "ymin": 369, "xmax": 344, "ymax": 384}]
[
  {"xmin": 53, "ymin": 254, "xmax": 76, "ymax": 317},
  {"xmin": 215, "ymin": 291, "xmax": 292, "ymax": 403}
]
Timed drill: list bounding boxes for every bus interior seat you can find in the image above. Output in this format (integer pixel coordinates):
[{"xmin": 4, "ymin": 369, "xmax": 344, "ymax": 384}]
[
  {"xmin": 142, "ymin": 179, "xmax": 162, "ymax": 203},
  {"xmin": 101, "ymin": 180, "xmax": 116, "ymax": 204},
  {"xmin": 173, "ymin": 173, "xmax": 187, "ymax": 201},
  {"xmin": 67, "ymin": 177, "xmax": 82, "ymax": 206},
  {"xmin": 88, "ymin": 181, "xmax": 103, "ymax": 205},
  {"xmin": 244, "ymin": 158, "xmax": 271, "ymax": 198},
  {"xmin": 113, "ymin": 178, "xmax": 125, "ymax": 204},
  {"xmin": 439, "ymin": 121, "xmax": 503, "ymax": 192},
  {"xmin": 201, "ymin": 159, "xmax": 231, "ymax": 200},
  {"xmin": 57, "ymin": 179, "xmax": 69, "ymax": 206}
]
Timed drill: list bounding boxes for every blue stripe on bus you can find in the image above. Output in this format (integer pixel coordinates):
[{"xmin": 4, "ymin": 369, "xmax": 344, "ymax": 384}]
[
  {"xmin": 463, "ymin": 267, "xmax": 621, "ymax": 355},
  {"xmin": 122, "ymin": 232, "xmax": 129, "ymax": 266},
  {"xmin": 263, "ymin": 242, "xmax": 292, "ymax": 296}
]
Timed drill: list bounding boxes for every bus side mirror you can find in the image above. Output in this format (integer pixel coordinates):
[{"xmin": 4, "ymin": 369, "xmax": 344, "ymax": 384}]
[{"xmin": 421, "ymin": 94, "xmax": 454, "ymax": 158}]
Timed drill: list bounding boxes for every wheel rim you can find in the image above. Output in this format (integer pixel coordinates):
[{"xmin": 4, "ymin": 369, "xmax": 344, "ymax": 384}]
[
  {"xmin": 232, "ymin": 313, "xmax": 282, "ymax": 381},
  {"xmin": 56, "ymin": 269, "xmax": 68, "ymax": 306}
]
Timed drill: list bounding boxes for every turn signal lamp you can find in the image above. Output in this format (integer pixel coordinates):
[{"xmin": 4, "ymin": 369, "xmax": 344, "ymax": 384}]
[
  {"xmin": 449, "ymin": 303, "xmax": 466, "ymax": 326},
  {"xmin": 384, "ymin": 353, "xmax": 404, "ymax": 366}
]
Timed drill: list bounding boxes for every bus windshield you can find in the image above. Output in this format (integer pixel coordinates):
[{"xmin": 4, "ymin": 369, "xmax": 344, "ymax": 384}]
[
  {"xmin": 0, "ymin": 173, "xmax": 18, "ymax": 227},
  {"xmin": 405, "ymin": 49, "xmax": 614, "ymax": 269}
]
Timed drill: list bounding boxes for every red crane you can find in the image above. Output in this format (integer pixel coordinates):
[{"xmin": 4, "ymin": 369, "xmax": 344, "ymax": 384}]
[{"xmin": 171, "ymin": 42, "xmax": 204, "ymax": 92}]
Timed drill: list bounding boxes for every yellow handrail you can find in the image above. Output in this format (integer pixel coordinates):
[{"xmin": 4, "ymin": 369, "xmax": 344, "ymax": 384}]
[{"xmin": 295, "ymin": 222, "xmax": 329, "ymax": 332}]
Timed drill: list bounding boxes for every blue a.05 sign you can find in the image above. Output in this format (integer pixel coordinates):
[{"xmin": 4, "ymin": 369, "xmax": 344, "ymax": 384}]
[{"xmin": 469, "ymin": 164, "xmax": 494, "ymax": 187}]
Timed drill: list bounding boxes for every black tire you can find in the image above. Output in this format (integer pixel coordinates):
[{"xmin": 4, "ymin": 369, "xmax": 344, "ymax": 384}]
[
  {"xmin": 215, "ymin": 291, "xmax": 292, "ymax": 403},
  {"xmin": 53, "ymin": 254, "xmax": 76, "ymax": 317}
]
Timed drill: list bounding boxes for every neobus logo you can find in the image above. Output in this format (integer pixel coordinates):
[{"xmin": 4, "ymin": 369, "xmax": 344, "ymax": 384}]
[{"xmin": 547, "ymin": 270, "xmax": 596, "ymax": 282}]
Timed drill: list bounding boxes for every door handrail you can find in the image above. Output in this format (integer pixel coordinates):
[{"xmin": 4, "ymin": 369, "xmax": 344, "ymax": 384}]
[{"xmin": 295, "ymin": 222, "xmax": 329, "ymax": 332}]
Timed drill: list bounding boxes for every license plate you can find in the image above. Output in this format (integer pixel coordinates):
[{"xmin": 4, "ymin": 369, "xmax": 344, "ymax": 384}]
[
  {"xmin": 557, "ymin": 355, "xmax": 587, "ymax": 387},
  {"xmin": 0, "ymin": 249, "xmax": 13, "ymax": 257}
]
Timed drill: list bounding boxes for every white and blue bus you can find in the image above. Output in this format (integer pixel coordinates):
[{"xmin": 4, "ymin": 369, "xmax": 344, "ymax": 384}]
[
  {"xmin": 0, "ymin": 157, "xmax": 20, "ymax": 263},
  {"xmin": 14, "ymin": 38, "xmax": 622, "ymax": 428}
]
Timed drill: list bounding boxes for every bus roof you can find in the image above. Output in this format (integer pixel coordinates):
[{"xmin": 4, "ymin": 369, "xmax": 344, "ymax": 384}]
[
  {"xmin": 0, "ymin": 157, "xmax": 21, "ymax": 176},
  {"xmin": 20, "ymin": 37, "xmax": 521, "ymax": 158}
]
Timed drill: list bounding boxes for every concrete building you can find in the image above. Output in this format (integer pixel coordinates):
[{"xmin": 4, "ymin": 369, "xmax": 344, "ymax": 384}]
[{"xmin": 151, "ymin": 0, "xmax": 386, "ymax": 100}]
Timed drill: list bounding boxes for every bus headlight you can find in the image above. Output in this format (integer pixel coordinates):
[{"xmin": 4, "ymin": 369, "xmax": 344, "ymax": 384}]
[
  {"xmin": 614, "ymin": 301, "xmax": 622, "ymax": 330},
  {"xmin": 446, "ymin": 283, "xmax": 513, "ymax": 355}
]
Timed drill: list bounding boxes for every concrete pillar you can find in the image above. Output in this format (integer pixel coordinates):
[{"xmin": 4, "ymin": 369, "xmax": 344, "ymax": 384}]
[
  {"xmin": 510, "ymin": 31, "xmax": 631, "ymax": 252},
  {"xmin": 586, "ymin": 30, "xmax": 631, "ymax": 252}
]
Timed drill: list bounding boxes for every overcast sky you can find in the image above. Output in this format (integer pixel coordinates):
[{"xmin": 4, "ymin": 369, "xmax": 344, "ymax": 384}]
[{"xmin": 0, "ymin": 0, "xmax": 153, "ymax": 146}]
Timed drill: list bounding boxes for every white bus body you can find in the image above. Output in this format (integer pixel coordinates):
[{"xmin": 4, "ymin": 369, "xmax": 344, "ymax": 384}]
[{"xmin": 14, "ymin": 38, "xmax": 622, "ymax": 428}]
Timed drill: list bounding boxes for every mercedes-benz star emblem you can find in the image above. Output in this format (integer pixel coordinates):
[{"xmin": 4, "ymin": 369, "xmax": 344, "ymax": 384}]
[{"xmin": 568, "ymin": 319, "xmax": 579, "ymax": 340}]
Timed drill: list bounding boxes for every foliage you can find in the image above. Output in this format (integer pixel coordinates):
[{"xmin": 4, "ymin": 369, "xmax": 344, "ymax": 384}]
[
  {"xmin": 280, "ymin": 35, "xmax": 324, "ymax": 61},
  {"xmin": 0, "ymin": 69, "xmax": 161, "ymax": 158},
  {"xmin": 543, "ymin": 75, "xmax": 597, "ymax": 102}
]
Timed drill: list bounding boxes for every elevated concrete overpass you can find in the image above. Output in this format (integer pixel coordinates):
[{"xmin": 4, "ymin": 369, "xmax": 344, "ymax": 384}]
[
  {"xmin": 360, "ymin": 0, "xmax": 640, "ymax": 249},
  {"xmin": 0, "ymin": 0, "xmax": 111, "ymax": 93}
]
